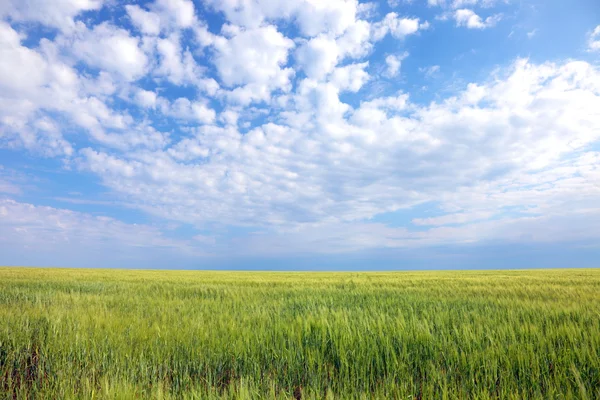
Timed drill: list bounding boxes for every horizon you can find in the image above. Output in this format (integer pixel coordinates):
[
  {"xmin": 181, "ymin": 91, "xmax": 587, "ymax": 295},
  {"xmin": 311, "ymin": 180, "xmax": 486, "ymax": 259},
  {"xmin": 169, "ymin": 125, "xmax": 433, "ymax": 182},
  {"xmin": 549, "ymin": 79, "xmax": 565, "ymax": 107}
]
[
  {"xmin": 2, "ymin": 266, "xmax": 598, "ymax": 273},
  {"xmin": 1, "ymin": 0, "xmax": 599, "ymax": 270}
]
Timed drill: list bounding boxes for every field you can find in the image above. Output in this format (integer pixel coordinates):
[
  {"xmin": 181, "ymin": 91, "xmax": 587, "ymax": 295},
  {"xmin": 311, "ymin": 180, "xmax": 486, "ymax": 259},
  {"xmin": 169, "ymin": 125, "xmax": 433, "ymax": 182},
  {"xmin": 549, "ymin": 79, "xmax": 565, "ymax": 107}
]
[{"xmin": 0, "ymin": 268, "xmax": 599, "ymax": 399}]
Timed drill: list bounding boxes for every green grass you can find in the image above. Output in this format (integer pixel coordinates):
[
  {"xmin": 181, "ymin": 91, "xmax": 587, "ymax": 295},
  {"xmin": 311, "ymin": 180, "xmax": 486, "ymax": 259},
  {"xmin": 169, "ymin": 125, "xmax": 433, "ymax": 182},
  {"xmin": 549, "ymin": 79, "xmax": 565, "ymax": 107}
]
[{"xmin": 1, "ymin": 267, "xmax": 599, "ymax": 399}]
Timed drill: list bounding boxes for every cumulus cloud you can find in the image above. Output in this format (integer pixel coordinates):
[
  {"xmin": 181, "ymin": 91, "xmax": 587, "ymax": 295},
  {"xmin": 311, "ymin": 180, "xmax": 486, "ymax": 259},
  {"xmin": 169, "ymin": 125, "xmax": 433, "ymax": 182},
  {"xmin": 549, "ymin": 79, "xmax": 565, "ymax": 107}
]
[
  {"xmin": 385, "ymin": 52, "xmax": 409, "ymax": 77},
  {"xmin": 72, "ymin": 59, "xmax": 600, "ymax": 239},
  {"xmin": 296, "ymin": 36, "xmax": 340, "ymax": 80},
  {"xmin": 126, "ymin": 5, "xmax": 161, "ymax": 35},
  {"xmin": 1, "ymin": 0, "xmax": 600, "ymax": 261},
  {"xmin": 70, "ymin": 22, "xmax": 148, "ymax": 81},
  {"xmin": 0, "ymin": 22, "xmax": 76, "ymax": 155},
  {"xmin": 154, "ymin": 34, "xmax": 204, "ymax": 85},
  {"xmin": 203, "ymin": 0, "xmax": 359, "ymax": 37},
  {"xmin": 0, "ymin": 0, "xmax": 104, "ymax": 30},
  {"xmin": 329, "ymin": 62, "xmax": 370, "ymax": 92},
  {"xmin": 453, "ymin": 9, "xmax": 502, "ymax": 29},
  {"xmin": 588, "ymin": 25, "xmax": 600, "ymax": 52},
  {"xmin": 152, "ymin": 0, "xmax": 196, "ymax": 29},
  {"xmin": 135, "ymin": 89, "xmax": 158, "ymax": 108},
  {"xmin": 429, "ymin": 0, "xmax": 505, "ymax": 8},
  {"xmin": 372, "ymin": 13, "xmax": 423, "ymax": 40},
  {"xmin": 212, "ymin": 25, "xmax": 295, "ymax": 102},
  {"xmin": 158, "ymin": 97, "xmax": 216, "ymax": 124}
]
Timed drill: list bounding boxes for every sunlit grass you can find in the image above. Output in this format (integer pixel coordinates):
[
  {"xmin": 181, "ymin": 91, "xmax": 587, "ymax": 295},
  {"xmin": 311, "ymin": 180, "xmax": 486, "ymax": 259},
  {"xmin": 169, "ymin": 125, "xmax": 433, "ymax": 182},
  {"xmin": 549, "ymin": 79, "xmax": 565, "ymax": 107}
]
[{"xmin": 1, "ymin": 267, "xmax": 599, "ymax": 399}]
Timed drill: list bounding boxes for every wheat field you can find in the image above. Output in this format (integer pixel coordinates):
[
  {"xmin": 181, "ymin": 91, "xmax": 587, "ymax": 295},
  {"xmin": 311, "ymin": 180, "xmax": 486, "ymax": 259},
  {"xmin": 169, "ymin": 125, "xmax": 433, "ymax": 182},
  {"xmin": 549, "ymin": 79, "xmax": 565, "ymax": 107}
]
[{"xmin": 1, "ymin": 267, "xmax": 599, "ymax": 399}]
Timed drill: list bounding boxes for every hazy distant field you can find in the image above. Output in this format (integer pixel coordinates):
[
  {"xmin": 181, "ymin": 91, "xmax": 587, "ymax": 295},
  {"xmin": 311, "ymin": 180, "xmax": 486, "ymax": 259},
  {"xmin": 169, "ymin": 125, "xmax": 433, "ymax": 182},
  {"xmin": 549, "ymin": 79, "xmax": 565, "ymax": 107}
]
[{"xmin": 1, "ymin": 268, "xmax": 599, "ymax": 399}]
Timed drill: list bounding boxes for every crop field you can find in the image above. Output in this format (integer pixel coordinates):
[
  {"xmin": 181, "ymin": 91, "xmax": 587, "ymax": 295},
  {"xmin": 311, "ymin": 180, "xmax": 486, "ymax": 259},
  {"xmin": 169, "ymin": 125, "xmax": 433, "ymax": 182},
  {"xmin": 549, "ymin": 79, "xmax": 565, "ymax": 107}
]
[{"xmin": 0, "ymin": 268, "xmax": 599, "ymax": 399}]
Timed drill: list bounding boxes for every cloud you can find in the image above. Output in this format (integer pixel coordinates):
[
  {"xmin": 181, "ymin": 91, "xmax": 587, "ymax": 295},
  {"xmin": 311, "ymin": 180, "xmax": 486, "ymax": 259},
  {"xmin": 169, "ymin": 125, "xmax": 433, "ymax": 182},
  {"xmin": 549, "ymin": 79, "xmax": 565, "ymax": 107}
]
[
  {"xmin": 372, "ymin": 13, "xmax": 423, "ymax": 40},
  {"xmin": 419, "ymin": 65, "xmax": 440, "ymax": 77},
  {"xmin": 451, "ymin": 0, "xmax": 479, "ymax": 8},
  {"xmin": 0, "ymin": 198, "xmax": 210, "ymax": 266},
  {"xmin": 154, "ymin": 33, "xmax": 204, "ymax": 85},
  {"xmin": 428, "ymin": 0, "xmax": 445, "ymax": 6},
  {"xmin": 212, "ymin": 25, "xmax": 295, "ymax": 103},
  {"xmin": 152, "ymin": 0, "xmax": 196, "ymax": 29},
  {"xmin": 384, "ymin": 52, "xmax": 409, "ymax": 77},
  {"xmin": 71, "ymin": 59, "xmax": 600, "ymax": 240},
  {"xmin": 328, "ymin": 62, "xmax": 370, "ymax": 92},
  {"xmin": 135, "ymin": 89, "xmax": 158, "ymax": 109},
  {"xmin": 0, "ymin": 0, "xmax": 104, "ymax": 30},
  {"xmin": 295, "ymin": 36, "xmax": 339, "ymax": 80},
  {"xmin": 0, "ymin": 167, "xmax": 21, "ymax": 195},
  {"xmin": 588, "ymin": 25, "xmax": 600, "ymax": 52},
  {"xmin": 0, "ymin": 22, "xmax": 76, "ymax": 155},
  {"xmin": 70, "ymin": 22, "xmax": 148, "ymax": 81},
  {"xmin": 203, "ymin": 0, "xmax": 359, "ymax": 37},
  {"xmin": 412, "ymin": 211, "xmax": 494, "ymax": 226},
  {"xmin": 0, "ymin": 21, "xmax": 167, "ymax": 155},
  {"xmin": 158, "ymin": 97, "xmax": 216, "ymax": 124},
  {"xmin": 126, "ymin": 5, "xmax": 161, "ymax": 36},
  {"xmin": 1, "ymin": 0, "xmax": 600, "ymax": 261},
  {"xmin": 126, "ymin": 0, "xmax": 198, "ymax": 36},
  {"xmin": 453, "ymin": 9, "xmax": 501, "ymax": 29},
  {"xmin": 429, "ymin": 0, "xmax": 506, "ymax": 8}
]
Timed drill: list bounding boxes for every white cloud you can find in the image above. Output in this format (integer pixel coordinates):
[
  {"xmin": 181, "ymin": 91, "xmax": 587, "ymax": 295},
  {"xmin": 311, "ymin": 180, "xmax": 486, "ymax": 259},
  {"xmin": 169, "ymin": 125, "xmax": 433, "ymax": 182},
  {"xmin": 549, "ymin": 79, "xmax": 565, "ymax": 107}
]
[
  {"xmin": 385, "ymin": 52, "xmax": 409, "ymax": 77},
  {"xmin": 203, "ymin": 0, "xmax": 359, "ymax": 37},
  {"xmin": 0, "ymin": 0, "xmax": 104, "ymax": 30},
  {"xmin": 412, "ymin": 211, "xmax": 494, "ymax": 226},
  {"xmin": 72, "ymin": 59, "xmax": 600, "ymax": 241},
  {"xmin": 0, "ymin": 198, "xmax": 209, "ymax": 265},
  {"xmin": 430, "ymin": 0, "xmax": 506, "ymax": 8},
  {"xmin": 294, "ymin": 0, "xmax": 359, "ymax": 37},
  {"xmin": 0, "ymin": 21, "xmax": 172, "ymax": 154},
  {"xmin": 588, "ymin": 25, "xmax": 600, "ymax": 52},
  {"xmin": 152, "ymin": 0, "xmax": 196, "ymax": 29},
  {"xmin": 135, "ymin": 89, "xmax": 158, "ymax": 108},
  {"xmin": 155, "ymin": 34, "xmax": 204, "ymax": 85},
  {"xmin": 0, "ymin": 22, "xmax": 76, "ymax": 156},
  {"xmin": 453, "ymin": 9, "xmax": 502, "ymax": 29},
  {"xmin": 2, "ymin": 0, "xmax": 600, "ymax": 259},
  {"xmin": 420, "ymin": 65, "xmax": 440, "ymax": 77},
  {"xmin": 158, "ymin": 97, "xmax": 216, "ymax": 124},
  {"xmin": 70, "ymin": 22, "xmax": 148, "ymax": 81},
  {"xmin": 0, "ymin": 166, "xmax": 21, "ymax": 195},
  {"xmin": 451, "ymin": 0, "xmax": 479, "ymax": 8},
  {"xmin": 126, "ymin": 0, "xmax": 197, "ymax": 35},
  {"xmin": 372, "ymin": 13, "xmax": 422, "ymax": 40},
  {"xmin": 126, "ymin": 5, "xmax": 161, "ymax": 35},
  {"xmin": 0, "ymin": 22, "xmax": 54, "ymax": 96},
  {"xmin": 330, "ymin": 62, "xmax": 370, "ymax": 92},
  {"xmin": 296, "ymin": 36, "xmax": 340, "ymax": 80},
  {"xmin": 212, "ymin": 25, "xmax": 295, "ymax": 103},
  {"xmin": 335, "ymin": 19, "xmax": 373, "ymax": 58},
  {"xmin": 219, "ymin": 109, "xmax": 240, "ymax": 126}
]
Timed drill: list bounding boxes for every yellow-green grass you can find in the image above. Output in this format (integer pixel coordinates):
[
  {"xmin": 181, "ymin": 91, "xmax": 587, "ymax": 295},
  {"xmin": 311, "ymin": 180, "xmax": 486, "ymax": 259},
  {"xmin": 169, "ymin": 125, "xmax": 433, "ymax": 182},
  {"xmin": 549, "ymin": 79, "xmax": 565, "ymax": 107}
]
[{"xmin": 1, "ymin": 267, "xmax": 599, "ymax": 399}]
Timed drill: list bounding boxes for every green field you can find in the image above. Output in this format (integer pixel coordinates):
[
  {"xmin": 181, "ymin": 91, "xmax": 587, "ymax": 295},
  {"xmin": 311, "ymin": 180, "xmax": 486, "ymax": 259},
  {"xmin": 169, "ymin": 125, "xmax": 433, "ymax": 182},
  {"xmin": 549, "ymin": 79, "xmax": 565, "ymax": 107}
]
[{"xmin": 1, "ymin": 268, "xmax": 599, "ymax": 399}]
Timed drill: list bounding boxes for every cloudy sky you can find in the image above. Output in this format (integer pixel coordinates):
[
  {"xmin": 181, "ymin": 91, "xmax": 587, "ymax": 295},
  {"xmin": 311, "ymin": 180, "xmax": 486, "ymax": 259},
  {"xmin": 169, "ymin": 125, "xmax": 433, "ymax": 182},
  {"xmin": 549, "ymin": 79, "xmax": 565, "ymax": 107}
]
[{"xmin": 1, "ymin": 0, "xmax": 599, "ymax": 270}]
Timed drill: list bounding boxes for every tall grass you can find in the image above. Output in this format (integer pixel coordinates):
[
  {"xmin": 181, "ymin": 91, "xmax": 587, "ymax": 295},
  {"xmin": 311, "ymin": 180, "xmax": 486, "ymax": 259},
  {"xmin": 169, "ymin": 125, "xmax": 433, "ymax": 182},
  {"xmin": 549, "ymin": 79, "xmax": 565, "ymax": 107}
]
[{"xmin": 1, "ymin": 268, "xmax": 599, "ymax": 399}]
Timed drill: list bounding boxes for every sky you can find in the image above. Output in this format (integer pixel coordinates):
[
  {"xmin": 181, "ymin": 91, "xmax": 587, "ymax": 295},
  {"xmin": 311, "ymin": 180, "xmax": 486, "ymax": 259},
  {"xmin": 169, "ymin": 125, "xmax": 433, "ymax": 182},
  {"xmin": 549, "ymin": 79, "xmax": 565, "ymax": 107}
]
[{"xmin": 0, "ymin": 0, "xmax": 599, "ymax": 270}]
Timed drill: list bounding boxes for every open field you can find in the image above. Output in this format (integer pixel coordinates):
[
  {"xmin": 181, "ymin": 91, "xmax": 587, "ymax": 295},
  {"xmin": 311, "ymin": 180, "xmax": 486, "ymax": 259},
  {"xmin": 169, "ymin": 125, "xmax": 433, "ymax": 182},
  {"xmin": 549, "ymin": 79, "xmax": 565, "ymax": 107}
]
[{"xmin": 0, "ymin": 268, "xmax": 599, "ymax": 399}]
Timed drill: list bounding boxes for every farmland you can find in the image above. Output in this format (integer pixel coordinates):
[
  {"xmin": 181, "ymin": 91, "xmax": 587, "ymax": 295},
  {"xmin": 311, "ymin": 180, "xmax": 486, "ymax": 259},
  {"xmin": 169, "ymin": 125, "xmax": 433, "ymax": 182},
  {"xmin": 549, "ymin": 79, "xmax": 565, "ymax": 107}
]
[{"xmin": 1, "ymin": 267, "xmax": 599, "ymax": 399}]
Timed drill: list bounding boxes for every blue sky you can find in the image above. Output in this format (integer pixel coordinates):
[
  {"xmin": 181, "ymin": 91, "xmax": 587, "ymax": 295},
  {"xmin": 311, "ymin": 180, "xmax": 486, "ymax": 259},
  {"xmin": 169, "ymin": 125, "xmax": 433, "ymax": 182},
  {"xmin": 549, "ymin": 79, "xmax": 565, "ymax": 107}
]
[{"xmin": 1, "ymin": 0, "xmax": 599, "ymax": 270}]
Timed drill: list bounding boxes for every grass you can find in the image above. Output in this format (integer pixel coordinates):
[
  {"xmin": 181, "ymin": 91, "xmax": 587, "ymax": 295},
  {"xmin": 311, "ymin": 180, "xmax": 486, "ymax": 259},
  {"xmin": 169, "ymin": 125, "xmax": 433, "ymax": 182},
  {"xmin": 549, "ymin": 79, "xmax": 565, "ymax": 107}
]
[{"xmin": 0, "ymin": 267, "xmax": 599, "ymax": 399}]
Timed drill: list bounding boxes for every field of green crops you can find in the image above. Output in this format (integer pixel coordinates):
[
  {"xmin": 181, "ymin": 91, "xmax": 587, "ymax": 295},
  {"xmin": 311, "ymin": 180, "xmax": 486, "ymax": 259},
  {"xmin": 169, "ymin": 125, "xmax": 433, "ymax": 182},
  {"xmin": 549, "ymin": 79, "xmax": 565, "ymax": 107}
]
[{"xmin": 1, "ymin": 267, "xmax": 599, "ymax": 399}]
